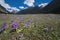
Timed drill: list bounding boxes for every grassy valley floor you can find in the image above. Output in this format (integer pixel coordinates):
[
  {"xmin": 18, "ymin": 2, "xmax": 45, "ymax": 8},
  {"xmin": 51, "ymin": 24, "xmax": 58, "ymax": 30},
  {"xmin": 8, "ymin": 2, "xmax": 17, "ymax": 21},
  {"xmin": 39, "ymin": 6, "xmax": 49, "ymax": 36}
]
[{"xmin": 0, "ymin": 14, "xmax": 60, "ymax": 40}]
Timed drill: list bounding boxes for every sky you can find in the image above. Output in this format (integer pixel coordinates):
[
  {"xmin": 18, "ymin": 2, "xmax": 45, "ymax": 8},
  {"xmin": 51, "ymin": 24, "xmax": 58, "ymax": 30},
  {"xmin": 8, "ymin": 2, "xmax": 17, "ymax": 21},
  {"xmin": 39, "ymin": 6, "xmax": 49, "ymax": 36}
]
[{"xmin": 0, "ymin": 0, "xmax": 52, "ymax": 13}]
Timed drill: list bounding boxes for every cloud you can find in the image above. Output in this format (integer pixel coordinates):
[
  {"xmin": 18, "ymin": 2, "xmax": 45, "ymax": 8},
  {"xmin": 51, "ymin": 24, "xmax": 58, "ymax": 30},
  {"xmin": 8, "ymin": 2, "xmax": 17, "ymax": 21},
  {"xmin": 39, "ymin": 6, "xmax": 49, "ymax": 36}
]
[
  {"xmin": 19, "ymin": 6, "xmax": 28, "ymax": 10},
  {"xmin": 19, "ymin": 6, "xmax": 25, "ymax": 9},
  {"xmin": 38, "ymin": 3, "xmax": 48, "ymax": 8},
  {"xmin": 7, "ymin": 7, "xmax": 20, "ymax": 13},
  {"xmin": 24, "ymin": 0, "xmax": 35, "ymax": 7},
  {"xmin": 0, "ymin": 0, "xmax": 11, "ymax": 8},
  {"xmin": 0, "ymin": 0, "xmax": 20, "ymax": 12}
]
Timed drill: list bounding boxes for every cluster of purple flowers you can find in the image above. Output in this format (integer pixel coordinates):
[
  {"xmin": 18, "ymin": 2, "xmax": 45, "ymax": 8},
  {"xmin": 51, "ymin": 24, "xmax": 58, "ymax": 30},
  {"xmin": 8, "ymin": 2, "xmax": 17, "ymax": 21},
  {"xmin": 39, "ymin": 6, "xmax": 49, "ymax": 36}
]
[
  {"xmin": 11, "ymin": 22, "xmax": 19, "ymax": 29},
  {"xmin": 10, "ymin": 18, "xmax": 19, "ymax": 29},
  {"xmin": 0, "ymin": 21, "xmax": 19, "ymax": 32},
  {"xmin": 10, "ymin": 18, "xmax": 14, "ymax": 22},
  {"xmin": 24, "ymin": 19, "xmax": 31, "ymax": 27},
  {"xmin": 1, "ymin": 23, "xmax": 7, "ymax": 28},
  {"xmin": 0, "ymin": 23, "xmax": 7, "ymax": 32}
]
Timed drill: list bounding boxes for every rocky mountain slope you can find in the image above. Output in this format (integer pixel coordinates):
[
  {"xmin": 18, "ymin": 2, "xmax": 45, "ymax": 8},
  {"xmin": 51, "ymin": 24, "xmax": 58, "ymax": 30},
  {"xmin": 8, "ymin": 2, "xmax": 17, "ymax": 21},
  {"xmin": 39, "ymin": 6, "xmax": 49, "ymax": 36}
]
[
  {"xmin": 0, "ymin": 5, "xmax": 8, "ymax": 13},
  {"xmin": 17, "ymin": 0, "xmax": 60, "ymax": 14}
]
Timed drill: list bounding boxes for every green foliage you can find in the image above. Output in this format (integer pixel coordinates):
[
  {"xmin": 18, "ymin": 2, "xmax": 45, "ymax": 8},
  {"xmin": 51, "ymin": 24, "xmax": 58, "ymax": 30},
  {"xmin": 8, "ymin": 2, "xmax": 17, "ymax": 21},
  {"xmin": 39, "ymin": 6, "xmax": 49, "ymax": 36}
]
[{"xmin": 0, "ymin": 14, "xmax": 60, "ymax": 40}]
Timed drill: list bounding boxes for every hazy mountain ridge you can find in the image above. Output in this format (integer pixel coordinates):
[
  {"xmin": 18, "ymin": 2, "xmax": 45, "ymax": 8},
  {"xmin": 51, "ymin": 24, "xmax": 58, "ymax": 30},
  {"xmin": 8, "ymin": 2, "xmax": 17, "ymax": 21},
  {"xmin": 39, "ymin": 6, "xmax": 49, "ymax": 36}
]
[
  {"xmin": 17, "ymin": 0, "xmax": 60, "ymax": 14},
  {"xmin": 17, "ymin": 6, "xmax": 43, "ymax": 14},
  {"xmin": 0, "ymin": 5, "xmax": 8, "ymax": 13},
  {"xmin": 0, "ymin": 5, "xmax": 14, "ymax": 14},
  {"xmin": 39, "ymin": 0, "xmax": 60, "ymax": 13}
]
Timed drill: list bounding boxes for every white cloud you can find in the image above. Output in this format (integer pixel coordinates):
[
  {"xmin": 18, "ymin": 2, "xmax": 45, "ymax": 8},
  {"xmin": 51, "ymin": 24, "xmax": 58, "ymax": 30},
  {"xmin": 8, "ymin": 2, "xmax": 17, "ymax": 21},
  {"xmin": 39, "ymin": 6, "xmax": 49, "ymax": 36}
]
[
  {"xmin": 19, "ymin": 6, "xmax": 25, "ymax": 9},
  {"xmin": 7, "ymin": 7, "xmax": 20, "ymax": 13},
  {"xmin": 0, "ymin": 0, "xmax": 20, "ymax": 12},
  {"xmin": 11, "ymin": 7, "xmax": 20, "ymax": 11},
  {"xmin": 38, "ymin": 3, "xmax": 48, "ymax": 8},
  {"xmin": 19, "ymin": 6, "xmax": 28, "ymax": 10},
  {"xmin": 24, "ymin": 0, "xmax": 35, "ymax": 7},
  {"xmin": 0, "ymin": 0, "xmax": 11, "ymax": 8}
]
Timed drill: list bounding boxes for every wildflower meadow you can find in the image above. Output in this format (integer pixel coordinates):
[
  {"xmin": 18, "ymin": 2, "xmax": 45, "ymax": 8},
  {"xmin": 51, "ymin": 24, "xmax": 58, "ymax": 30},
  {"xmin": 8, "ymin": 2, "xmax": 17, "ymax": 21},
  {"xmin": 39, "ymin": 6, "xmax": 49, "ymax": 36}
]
[{"xmin": 0, "ymin": 14, "xmax": 60, "ymax": 40}]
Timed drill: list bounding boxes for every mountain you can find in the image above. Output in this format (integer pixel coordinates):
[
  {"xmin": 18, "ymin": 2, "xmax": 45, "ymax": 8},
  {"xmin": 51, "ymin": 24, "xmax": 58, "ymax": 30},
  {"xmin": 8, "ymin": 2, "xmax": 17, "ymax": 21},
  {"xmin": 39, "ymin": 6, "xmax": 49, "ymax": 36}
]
[
  {"xmin": 17, "ymin": 6, "xmax": 43, "ymax": 14},
  {"xmin": 0, "ymin": 5, "xmax": 13, "ymax": 14},
  {"xmin": 17, "ymin": 0, "xmax": 60, "ymax": 14},
  {"xmin": 0, "ymin": 5, "xmax": 8, "ymax": 13},
  {"xmin": 39, "ymin": 0, "xmax": 60, "ymax": 13}
]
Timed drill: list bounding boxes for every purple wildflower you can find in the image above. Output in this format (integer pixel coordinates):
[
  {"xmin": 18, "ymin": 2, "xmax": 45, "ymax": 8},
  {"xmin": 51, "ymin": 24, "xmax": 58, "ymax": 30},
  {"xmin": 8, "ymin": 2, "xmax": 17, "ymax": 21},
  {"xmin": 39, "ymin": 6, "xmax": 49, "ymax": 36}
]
[
  {"xmin": 19, "ymin": 17, "xmax": 23, "ymax": 21},
  {"xmin": 11, "ymin": 22, "xmax": 18, "ymax": 29},
  {"xmin": 44, "ymin": 27, "xmax": 49, "ymax": 31},
  {"xmin": 10, "ymin": 18, "xmax": 14, "ymax": 22},
  {"xmin": 24, "ymin": 19, "xmax": 31, "ymax": 26},
  {"xmin": 44, "ymin": 25, "xmax": 52, "ymax": 31},
  {"xmin": 14, "ymin": 16, "xmax": 17, "ymax": 18},
  {"xmin": 1, "ymin": 23, "xmax": 7, "ymax": 28},
  {"xmin": 0, "ymin": 23, "xmax": 7, "ymax": 32},
  {"xmin": 0, "ymin": 28, "xmax": 5, "ymax": 32},
  {"xmin": 26, "ymin": 20, "xmax": 31, "ymax": 24}
]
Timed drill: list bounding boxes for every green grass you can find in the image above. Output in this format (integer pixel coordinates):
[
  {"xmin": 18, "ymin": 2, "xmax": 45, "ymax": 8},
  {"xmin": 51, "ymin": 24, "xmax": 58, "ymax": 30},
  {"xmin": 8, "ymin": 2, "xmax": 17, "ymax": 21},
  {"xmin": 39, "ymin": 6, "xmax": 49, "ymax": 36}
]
[{"xmin": 0, "ymin": 14, "xmax": 60, "ymax": 40}]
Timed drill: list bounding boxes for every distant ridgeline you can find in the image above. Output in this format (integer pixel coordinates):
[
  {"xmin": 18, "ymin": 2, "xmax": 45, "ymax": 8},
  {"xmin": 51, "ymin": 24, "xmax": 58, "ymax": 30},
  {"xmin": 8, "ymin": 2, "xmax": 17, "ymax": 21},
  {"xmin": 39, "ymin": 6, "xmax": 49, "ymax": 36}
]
[
  {"xmin": 40, "ymin": 0, "xmax": 60, "ymax": 13},
  {"xmin": 17, "ymin": 6, "xmax": 41, "ymax": 14},
  {"xmin": 17, "ymin": 0, "xmax": 60, "ymax": 14},
  {"xmin": 0, "ymin": 5, "xmax": 12, "ymax": 14}
]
